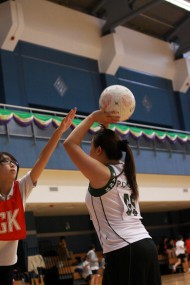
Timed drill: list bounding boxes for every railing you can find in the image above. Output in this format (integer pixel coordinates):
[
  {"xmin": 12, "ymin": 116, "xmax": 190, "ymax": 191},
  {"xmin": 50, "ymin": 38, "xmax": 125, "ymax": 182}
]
[{"xmin": 0, "ymin": 103, "xmax": 190, "ymax": 154}]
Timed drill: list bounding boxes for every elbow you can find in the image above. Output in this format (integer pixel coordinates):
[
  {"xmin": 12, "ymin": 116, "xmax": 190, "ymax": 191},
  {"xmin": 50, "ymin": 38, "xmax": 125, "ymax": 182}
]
[
  {"xmin": 63, "ymin": 139, "xmax": 74, "ymax": 152},
  {"xmin": 63, "ymin": 139, "xmax": 69, "ymax": 149}
]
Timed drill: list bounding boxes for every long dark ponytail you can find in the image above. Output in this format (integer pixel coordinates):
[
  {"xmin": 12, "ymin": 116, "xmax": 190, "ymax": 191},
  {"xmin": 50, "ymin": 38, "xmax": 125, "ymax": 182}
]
[{"xmin": 118, "ymin": 141, "xmax": 139, "ymax": 200}]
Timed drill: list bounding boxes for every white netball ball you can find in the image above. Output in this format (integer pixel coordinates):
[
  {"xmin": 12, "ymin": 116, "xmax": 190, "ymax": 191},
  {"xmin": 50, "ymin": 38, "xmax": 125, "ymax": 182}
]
[{"xmin": 99, "ymin": 85, "xmax": 136, "ymax": 121}]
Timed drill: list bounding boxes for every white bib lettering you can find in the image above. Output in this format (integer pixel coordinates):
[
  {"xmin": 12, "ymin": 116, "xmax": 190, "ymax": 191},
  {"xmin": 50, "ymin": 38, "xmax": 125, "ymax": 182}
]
[{"xmin": 0, "ymin": 208, "xmax": 21, "ymax": 233}]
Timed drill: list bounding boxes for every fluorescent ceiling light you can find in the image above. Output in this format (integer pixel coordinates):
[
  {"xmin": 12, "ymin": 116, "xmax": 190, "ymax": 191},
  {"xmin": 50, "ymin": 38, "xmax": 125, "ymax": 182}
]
[{"xmin": 165, "ymin": 0, "xmax": 190, "ymax": 11}]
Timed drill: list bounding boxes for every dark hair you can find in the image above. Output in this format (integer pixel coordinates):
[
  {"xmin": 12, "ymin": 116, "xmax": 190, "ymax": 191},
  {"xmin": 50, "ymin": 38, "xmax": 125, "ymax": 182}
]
[
  {"xmin": 59, "ymin": 236, "xmax": 66, "ymax": 241},
  {"xmin": 0, "ymin": 152, "xmax": 19, "ymax": 180},
  {"xmin": 89, "ymin": 244, "xmax": 95, "ymax": 250},
  {"xmin": 177, "ymin": 235, "xmax": 183, "ymax": 240},
  {"xmin": 93, "ymin": 126, "xmax": 139, "ymax": 200}
]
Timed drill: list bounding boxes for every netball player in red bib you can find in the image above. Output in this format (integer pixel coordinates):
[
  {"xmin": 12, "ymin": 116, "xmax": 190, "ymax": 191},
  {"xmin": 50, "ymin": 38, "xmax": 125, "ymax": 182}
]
[{"xmin": 0, "ymin": 108, "xmax": 76, "ymax": 285}]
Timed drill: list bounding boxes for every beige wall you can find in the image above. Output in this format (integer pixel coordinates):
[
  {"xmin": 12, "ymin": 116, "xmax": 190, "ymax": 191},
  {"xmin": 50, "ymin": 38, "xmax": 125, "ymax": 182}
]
[
  {"xmin": 0, "ymin": 0, "xmax": 175, "ymax": 80},
  {"xmin": 19, "ymin": 169, "xmax": 190, "ymax": 205}
]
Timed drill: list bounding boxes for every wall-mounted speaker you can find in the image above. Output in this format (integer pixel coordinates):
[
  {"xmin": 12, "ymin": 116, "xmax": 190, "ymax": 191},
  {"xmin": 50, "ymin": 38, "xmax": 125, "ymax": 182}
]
[{"xmin": 173, "ymin": 57, "xmax": 190, "ymax": 93}]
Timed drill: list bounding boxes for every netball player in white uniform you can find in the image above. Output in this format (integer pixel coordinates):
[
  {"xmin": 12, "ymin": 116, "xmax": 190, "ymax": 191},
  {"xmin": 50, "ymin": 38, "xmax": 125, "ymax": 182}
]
[
  {"xmin": 64, "ymin": 109, "xmax": 161, "ymax": 285},
  {"xmin": 0, "ymin": 108, "xmax": 76, "ymax": 285}
]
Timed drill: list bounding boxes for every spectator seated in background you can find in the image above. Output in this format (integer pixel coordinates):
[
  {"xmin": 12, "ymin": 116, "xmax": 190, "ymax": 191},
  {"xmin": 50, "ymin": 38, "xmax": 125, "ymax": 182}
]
[
  {"xmin": 87, "ymin": 245, "xmax": 99, "ymax": 275},
  {"xmin": 74, "ymin": 256, "xmax": 83, "ymax": 278},
  {"xmin": 74, "ymin": 255, "xmax": 92, "ymax": 284},
  {"xmin": 166, "ymin": 238, "xmax": 176, "ymax": 259},
  {"xmin": 82, "ymin": 255, "xmax": 93, "ymax": 284},
  {"xmin": 158, "ymin": 236, "xmax": 169, "ymax": 256},
  {"xmin": 57, "ymin": 236, "xmax": 73, "ymax": 261}
]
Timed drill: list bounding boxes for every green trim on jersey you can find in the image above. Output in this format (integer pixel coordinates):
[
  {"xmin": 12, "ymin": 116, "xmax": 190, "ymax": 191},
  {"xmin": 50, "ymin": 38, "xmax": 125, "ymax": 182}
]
[{"xmin": 88, "ymin": 165, "xmax": 117, "ymax": 197}]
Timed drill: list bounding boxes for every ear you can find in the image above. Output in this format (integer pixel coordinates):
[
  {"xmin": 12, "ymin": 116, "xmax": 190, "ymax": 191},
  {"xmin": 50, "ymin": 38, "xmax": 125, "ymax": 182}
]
[{"xmin": 96, "ymin": 146, "xmax": 103, "ymax": 156}]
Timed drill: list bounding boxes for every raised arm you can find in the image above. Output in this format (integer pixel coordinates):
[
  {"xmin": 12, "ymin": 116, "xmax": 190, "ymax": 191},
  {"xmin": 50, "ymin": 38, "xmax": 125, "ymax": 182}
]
[
  {"xmin": 63, "ymin": 109, "xmax": 119, "ymax": 188},
  {"xmin": 30, "ymin": 108, "xmax": 76, "ymax": 184}
]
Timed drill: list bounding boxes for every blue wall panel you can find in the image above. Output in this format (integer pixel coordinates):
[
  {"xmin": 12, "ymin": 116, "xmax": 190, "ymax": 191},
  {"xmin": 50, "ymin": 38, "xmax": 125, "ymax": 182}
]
[
  {"xmin": 1, "ymin": 41, "xmax": 102, "ymax": 113},
  {"xmin": 15, "ymin": 41, "xmax": 98, "ymax": 72},
  {"xmin": 116, "ymin": 68, "xmax": 172, "ymax": 89},
  {"xmin": 123, "ymin": 82, "xmax": 173, "ymax": 127},
  {"xmin": 102, "ymin": 69, "xmax": 178, "ymax": 128},
  {"xmin": 22, "ymin": 57, "xmax": 101, "ymax": 113},
  {"xmin": 0, "ymin": 41, "xmax": 187, "ymax": 130},
  {"xmin": 0, "ymin": 135, "xmax": 70, "ymax": 170},
  {"xmin": 0, "ymin": 50, "xmax": 28, "ymax": 106},
  {"xmin": 133, "ymin": 148, "xmax": 190, "ymax": 175},
  {"xmin": 0, "ymin": 135, "xmax": 189, "ymax": 175},
  {"xmin": 84, "ymin": 143, "xmax": 190, "ymax": 175}
]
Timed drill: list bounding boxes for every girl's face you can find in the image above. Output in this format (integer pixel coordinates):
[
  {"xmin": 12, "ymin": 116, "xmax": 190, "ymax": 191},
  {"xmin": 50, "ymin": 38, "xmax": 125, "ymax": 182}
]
[{"xmin": 0, "ymin": 155, "xmax": 18, "ymax": 181}]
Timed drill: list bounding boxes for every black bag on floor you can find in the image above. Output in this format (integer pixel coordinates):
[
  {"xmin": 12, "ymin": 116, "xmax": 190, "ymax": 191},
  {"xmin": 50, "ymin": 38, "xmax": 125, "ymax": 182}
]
[{"xmin": 44, "ymin": 266, "xmax": 59, "ymax": 285}]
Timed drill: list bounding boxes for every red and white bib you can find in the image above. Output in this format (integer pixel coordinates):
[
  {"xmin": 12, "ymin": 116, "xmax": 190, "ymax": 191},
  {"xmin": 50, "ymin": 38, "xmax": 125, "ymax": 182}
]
[{"xmin": 0, "ymin": 181, "xmax": 26, "ymax": 240}]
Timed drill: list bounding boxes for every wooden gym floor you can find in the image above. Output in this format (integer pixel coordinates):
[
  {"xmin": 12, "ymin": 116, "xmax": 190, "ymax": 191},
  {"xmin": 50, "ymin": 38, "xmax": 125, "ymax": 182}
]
[
  {"xmin": 75, "ymin": 272, "xmax": 190, "ymax": 285},
  {"xmin": 162, "ymin": 273, "xmax": 190, "ymax": 285},
  {"xmin": 13, "ymin": 273, "xmax": 190, "ymax": 285}
]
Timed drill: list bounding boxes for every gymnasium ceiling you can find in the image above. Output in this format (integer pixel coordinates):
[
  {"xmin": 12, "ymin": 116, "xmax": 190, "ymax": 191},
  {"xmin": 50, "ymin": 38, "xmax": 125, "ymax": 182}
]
[
  {"xmin": 47, "ymin": 0, "xmax": 190, "ymax": 59},
  {"xmin": 0, "ymin": 0, "xmax": 189, "ymax": 57}
]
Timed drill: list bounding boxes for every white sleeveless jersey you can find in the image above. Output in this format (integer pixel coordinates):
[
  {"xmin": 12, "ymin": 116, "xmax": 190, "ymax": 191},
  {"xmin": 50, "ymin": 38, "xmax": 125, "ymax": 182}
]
[{"xmin": 85, "ymin": 163, "xmax": 151, "ymax": 253}]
